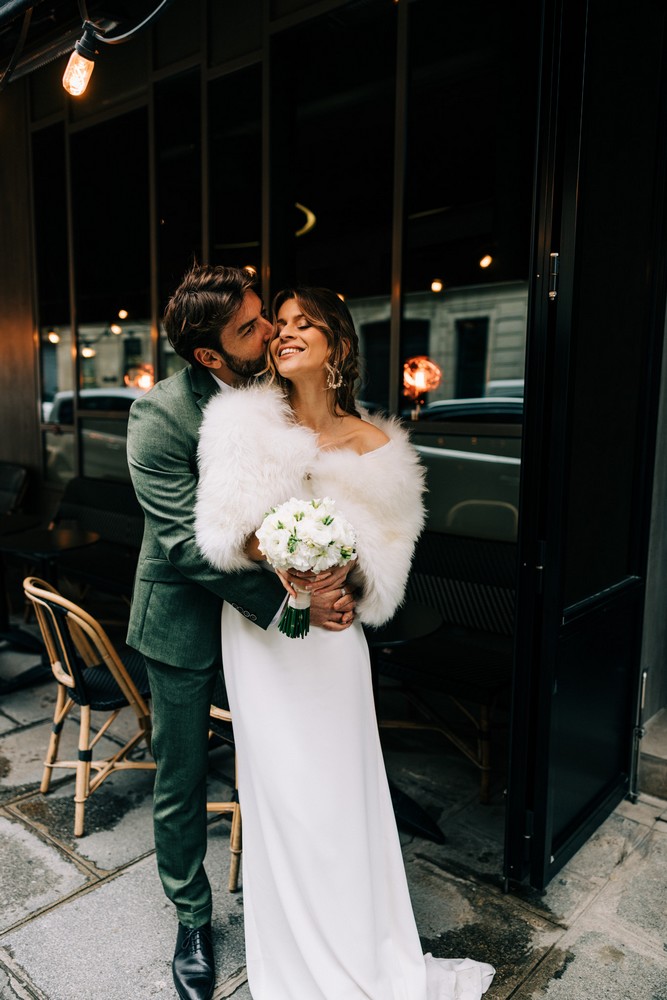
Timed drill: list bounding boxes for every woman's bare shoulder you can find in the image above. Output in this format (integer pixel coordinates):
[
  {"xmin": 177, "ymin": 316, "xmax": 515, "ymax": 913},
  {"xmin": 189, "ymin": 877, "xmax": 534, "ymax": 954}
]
[{"xmin": 347, "ymin": 416, "xmax": 390, "ymax": 455}]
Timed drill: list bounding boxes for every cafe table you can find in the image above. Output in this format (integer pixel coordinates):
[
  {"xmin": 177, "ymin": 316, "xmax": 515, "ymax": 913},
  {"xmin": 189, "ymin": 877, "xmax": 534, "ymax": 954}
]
[
  {"xmin": 0, "ymin": 523, "xmax": 100, "ymax": 693},
  {"xmin": 364, "ymin": 600, "xmax": 445, "ymax": 845}
]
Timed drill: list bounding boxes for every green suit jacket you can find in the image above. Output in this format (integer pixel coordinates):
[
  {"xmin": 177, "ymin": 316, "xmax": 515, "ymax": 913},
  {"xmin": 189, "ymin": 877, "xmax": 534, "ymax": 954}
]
[{"xmin": 126, "ymin": 364, "xmax": 285, "ymax": 669}]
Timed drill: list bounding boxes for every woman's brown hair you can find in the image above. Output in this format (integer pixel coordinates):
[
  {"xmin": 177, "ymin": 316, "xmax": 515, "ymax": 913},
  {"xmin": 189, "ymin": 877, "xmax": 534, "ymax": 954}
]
[{"xmin": 269, "ymin": 287, "xmax": 361, "ymax": 417}]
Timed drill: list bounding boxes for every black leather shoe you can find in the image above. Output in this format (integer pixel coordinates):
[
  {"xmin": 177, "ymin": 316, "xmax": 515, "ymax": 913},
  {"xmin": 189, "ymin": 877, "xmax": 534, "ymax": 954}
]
[{"xmin": 172, "ymin": 921, "xmax": 215, "ymax": 1000}]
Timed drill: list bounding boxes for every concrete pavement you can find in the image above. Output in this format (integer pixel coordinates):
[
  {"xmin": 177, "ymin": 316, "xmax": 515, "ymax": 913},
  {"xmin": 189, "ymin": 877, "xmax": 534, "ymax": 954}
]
[{"xmin": 1, "ymin": 637, "xmax": 666, "ymax": 1000}]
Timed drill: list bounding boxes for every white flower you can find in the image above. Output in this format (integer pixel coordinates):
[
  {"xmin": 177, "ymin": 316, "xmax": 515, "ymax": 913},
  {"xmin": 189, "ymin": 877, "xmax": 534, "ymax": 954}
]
[{"xmin": 256, "ymin": 496, "xmax": 357, "ymax": 574}]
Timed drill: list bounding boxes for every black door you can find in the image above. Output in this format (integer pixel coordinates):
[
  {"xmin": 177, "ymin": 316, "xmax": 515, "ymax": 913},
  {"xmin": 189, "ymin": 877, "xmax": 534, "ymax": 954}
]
[{"xmin": 505, "ymin": 0, "xmax": 667, "ymax": 890}]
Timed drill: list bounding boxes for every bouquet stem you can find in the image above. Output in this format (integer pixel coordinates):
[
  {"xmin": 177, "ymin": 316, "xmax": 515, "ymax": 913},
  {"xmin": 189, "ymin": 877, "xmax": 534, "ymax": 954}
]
[{"xmin": 278, "ymin": 585, "xmax": 312, "ymax": 639}]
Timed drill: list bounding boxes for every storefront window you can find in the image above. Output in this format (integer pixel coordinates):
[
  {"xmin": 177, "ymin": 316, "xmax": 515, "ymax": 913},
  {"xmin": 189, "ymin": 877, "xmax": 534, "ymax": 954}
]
[
  {"xmin": 69, "ymin": 109, "xmax": 152, "ymax": 482},
  {"xmin": 401, "ymin": 0, "xmax": 538, "ymax": 540},
  {"xmin": 156, "ymin": 71, "xmax": 201, "ymax": 378},
  {"xmin": 209, "ymin": 65, "xmax": 263, "ymax": 276},
  {"xmin": 270, "ymin": 1, "xmax": 396, "ymax": 409}
]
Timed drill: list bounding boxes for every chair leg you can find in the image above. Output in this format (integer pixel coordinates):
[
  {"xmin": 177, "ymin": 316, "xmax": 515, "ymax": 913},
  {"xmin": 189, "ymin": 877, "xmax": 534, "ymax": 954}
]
[
  {"xmin": 74, "ymin": 705, "xmax": 92, "ymax": 837},
  {"xmin": 228, "ymin": 755, "xmax": 242, "ymax": 892},
  {"xmin": 41, "ymin": 685, "xmax": 68, "ymax": 794},
  {"xmin": 228, "ymin": 800, "xmax": 242, "ymax": 892}
]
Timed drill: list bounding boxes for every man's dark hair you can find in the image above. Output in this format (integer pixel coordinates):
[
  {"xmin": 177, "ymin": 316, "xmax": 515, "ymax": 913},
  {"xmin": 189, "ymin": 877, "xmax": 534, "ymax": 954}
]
[{"xmin": 163, "ymin": 264, "xmax": 257, "ymax": 367}]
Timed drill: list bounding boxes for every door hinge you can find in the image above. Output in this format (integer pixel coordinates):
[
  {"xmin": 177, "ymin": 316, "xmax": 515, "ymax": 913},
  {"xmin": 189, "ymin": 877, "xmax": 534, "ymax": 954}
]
[
  {"xmin": 535, "ymin": 540, "xmax": 546, "ymax": 594},
  {"xmin": 548, "ymin": 252, "xmax": 559, "ymax": 300}
]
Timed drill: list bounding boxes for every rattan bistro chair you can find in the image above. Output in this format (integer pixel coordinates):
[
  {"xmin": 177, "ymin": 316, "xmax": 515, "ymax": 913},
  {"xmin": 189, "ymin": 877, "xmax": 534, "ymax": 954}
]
[
  {"xmin": 23, "ymin": 577, "xmax": 155, "ymax": 836},
  {"xmin": 206, "ymin": 672, "xmax": 242, "ymax": 891}
]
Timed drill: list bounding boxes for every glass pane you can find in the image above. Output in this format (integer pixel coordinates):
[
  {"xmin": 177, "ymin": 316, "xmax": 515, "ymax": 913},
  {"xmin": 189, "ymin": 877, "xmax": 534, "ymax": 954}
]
[
  {"xmin": 209, "ymin": 0, "xmax": 261, "ymax": 65},
  {"xmin": 209, "ymin": 66, "xmax": 262, "ymax": 274},
  {"xmin": 70, "ymin": 109, "xmax": 153, "ymax": 480},
  {"xmin": 562, "ymin": 0, "xmax": 663, "ymax": 606},
  {"xmin": 33, "ymin": 124, "xmax": 76, "ymax": 482},
  {"xmin": 270, "ymin": 1, "xmax": 396, "ymax": 409},
  {"xmin": 154, "ymin": 0, "xmax": 201, "ymax": 70},
  {"xmin": 401, "ymin": 0, "xmax": 539, "ymax": 541},
  {"xmin": 156, "ymin": 71, "xmax": 202, "ymax": 312}
]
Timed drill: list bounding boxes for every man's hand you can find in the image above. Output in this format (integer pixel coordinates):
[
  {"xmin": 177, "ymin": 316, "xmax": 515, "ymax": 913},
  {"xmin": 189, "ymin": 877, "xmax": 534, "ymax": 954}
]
[{"xmin": 309, "ymin": 582, "xmax": 356, "ymax": 631}]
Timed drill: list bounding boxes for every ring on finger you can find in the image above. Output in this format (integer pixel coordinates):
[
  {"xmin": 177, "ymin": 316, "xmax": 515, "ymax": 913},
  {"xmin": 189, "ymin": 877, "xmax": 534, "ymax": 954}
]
[{"xmin": 340, "ymin": 586, "xmax": 346, "ymax": 597}]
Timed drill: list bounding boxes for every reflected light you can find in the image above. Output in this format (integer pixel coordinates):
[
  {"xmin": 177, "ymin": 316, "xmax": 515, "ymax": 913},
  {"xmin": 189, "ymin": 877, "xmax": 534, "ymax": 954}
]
[
  {"xmin": 295, "ymin": 202, "xmax": 317, "ymax": 237},
  {"xmin": 81, "ymin": 346, "xmax": 96, "ymax": 358},
  {"xmin": 431, "ymin": 279, "xmax": 443, "ymax": 293},
  {"xmin": 118, "ymin": 309, "xmax": 128, "ymax": 319},
  {"xmin": 124, "ymin": 364, "xmax": 154, "ymax": 390},
  {"xmin": 337, "ymin": 292, "xmax": 345, "ymax": 301},
  {"xmin": 479, "ymin": 254, "xmax": 493, "ymax": 268},
  {"xmin": 110, "ymin": 324, "xmax": 123, "ymax": 335},
  {"xmin": 244, "ymin": 265, "xmax": 258, "ymax": 276},
  {"xmin": 47, "ymin": 330, "xmax": 60, "ymax": 345},
  {"xmin": 403, "ymin": 355, "xmax": 442, "ymax": 401}
]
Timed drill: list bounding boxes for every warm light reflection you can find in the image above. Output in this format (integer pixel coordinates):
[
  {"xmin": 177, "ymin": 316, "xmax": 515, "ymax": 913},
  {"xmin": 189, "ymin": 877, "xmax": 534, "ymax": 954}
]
[
  {"xmin": 47, "ymin": 331, "xmax": 60, "ymax": 344},
  {"xmin": 479, "ymin": 254, "xmax": 493, "ymax": 268},
  {"xmin": 81, "ymin": 346, "xmax": 96, "ymax": 358},
  {"xmin": 403, "ymin": 355, "xmax": 442, "ymax": 400},
  {"xmin": 62, "ymin": 51, "xmax": 95, "ymax": 96},
  {"xmin": 337, "ymin": 293, "xmax": 345, "ymax": 301},
  {"xmin": 431, "ymin": 279, "xmax": 443, "ymax": 293},
  {"xmin": 244, "ymin": 265, "xmax": 258, "ymax": 276},
  {"xmin": 295, "ymin": 202, "xmax": 317, "ymax": 237},
  {"xmin": 118, "ymin": 309, "xmax": 128, "ymax": 319},
  {"xmin": 110, "ymin": 324, "xmax": 123, "ymax": 335},
  {"xmin": 124, "ymin": 364, "xmax": 154, "ymax": 390}
]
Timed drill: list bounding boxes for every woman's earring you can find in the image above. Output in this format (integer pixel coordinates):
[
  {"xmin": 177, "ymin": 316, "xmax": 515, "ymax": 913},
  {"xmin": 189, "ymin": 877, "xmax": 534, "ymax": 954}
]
[{"xmin": 325, "ymin": 362, "xmax": 343, "ymax": 390}]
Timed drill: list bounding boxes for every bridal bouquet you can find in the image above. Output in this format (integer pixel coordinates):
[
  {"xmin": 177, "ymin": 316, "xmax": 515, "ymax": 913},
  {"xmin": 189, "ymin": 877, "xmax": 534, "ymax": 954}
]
[{"xmin": 256, "ymin": 496, "xmax": 357, "ymax": 638}]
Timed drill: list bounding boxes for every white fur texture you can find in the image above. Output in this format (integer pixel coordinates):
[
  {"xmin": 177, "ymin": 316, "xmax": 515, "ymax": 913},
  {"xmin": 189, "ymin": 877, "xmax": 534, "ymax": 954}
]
[{"xmin": 195, "ymin": 384, "xmax": 426, "ymax": 626}]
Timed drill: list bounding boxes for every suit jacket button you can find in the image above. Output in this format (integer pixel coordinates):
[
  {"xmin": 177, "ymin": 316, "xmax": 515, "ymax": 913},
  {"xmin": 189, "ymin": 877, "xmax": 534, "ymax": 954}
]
[
  {"xmin": 244, "ymin": 610, "xmax": 250, "ymax": 618},
  {"xmin": 250, "ymin": 614, "xmax": 257, "ymax": 622}
]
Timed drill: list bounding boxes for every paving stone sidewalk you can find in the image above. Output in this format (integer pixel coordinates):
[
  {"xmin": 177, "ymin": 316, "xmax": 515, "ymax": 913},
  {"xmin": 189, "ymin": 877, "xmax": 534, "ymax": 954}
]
[{"xmin": 1, "ymin": 641, "xmax": 666, "ymax": 1000}]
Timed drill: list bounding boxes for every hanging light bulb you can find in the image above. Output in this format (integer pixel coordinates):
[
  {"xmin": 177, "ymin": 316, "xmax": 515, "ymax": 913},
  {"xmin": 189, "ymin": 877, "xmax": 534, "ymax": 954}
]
[
  {"xmin": 110, "ymin": 324, "xmax": 123, "ymax": 335},
  {"xmin": 431, "ymin": 279, "xmax": 443, "ymax": 293},
  {"xmin": 62, "ymin": 25, "xmax": 98, "ymax": 97},
  {"xmin": 118, "ymin": 309, "xmax": 128, "ymax": 319},
  {"xmin": 47, "ymin": 330, "xmax": 60, "ymax": 344},
  {"xmin": 479, "ymin": 254, "xmax": 493, "ymax": 269}
]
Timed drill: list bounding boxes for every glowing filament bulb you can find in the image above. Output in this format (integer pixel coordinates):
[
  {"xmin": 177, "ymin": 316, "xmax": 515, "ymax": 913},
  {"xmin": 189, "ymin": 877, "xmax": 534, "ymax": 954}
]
[
  {"xmin": 63, "ymin": 51, "xmax": 95, "ymax": 96},
  {"xmin": 431, "ymin": 279, "xmax": 443, "ymax": 293},
  {"xmin": 479, "ymin": 254, "xmax": 493, "ymax": 269}
]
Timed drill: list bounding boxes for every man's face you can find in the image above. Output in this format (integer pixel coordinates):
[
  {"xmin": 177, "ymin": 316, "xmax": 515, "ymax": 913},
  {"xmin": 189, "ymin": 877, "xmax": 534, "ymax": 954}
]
[{"xmin": 194, "ymin": 289, "xmax": 273, "ymax": 384}]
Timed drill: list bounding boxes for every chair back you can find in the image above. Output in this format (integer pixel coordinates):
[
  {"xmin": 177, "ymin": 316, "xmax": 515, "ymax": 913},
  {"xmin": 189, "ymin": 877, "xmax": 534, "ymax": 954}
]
[
  {"xmin": 406, "ymin": 531, "xmax": 517, "ymax": 636},
  {"xmin": 23, "ymin": 576, "xmax": 150, "ymax": 718},
  {"xmin": 0, "ymin": 462, "xmax": 28, "ymax": 514}
]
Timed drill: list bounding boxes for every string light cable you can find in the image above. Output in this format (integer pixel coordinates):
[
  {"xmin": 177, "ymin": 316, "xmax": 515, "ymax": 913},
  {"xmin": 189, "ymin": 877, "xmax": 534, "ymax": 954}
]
[{"xmin": 63, "ymin": 0, "xmax": 176, "ymax": 96}]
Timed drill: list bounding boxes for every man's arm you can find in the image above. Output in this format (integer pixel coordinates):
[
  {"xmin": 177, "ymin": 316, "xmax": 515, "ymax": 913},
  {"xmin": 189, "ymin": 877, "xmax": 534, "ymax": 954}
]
[{"xmin": 127, "ymin": 390, "xmax": 286, "ymax": 624}]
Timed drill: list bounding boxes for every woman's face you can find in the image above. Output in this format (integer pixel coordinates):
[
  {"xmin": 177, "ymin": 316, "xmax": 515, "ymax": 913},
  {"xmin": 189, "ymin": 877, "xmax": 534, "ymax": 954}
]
[{"xmin": 271, "ymin": 298, "xmax": 330, "ymax": 381}]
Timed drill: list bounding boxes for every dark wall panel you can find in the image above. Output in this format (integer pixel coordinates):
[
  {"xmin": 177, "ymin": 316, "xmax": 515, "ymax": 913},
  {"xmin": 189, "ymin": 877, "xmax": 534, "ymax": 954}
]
[{"xmin": 0, "ymin": 81, "xmax": 41, "ymax": 493}]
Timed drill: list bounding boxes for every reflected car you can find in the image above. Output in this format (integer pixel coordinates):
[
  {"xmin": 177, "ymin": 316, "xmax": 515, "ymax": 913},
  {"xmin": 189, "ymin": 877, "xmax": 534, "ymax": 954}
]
[
  {"xmin": 402, "ymin": 397, "xmax": 523, "ymax": 424},
  {"xmin": 45, "ymin": 387, "xmax": 146, "ymax": 482},
  {"xmin": 404, "ymin": 396, "xmax": 524, "ymax": 542}
]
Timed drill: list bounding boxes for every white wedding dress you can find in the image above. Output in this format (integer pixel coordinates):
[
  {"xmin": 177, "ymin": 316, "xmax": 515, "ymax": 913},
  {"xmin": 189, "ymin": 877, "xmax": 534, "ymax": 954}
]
[
  {"xmin": 196, "ymin": 386, "xmax": 495, "ymax": 999},
  {"xmin": 221, "ymin": 587, "xmax": 495, "ymax": 1000}
]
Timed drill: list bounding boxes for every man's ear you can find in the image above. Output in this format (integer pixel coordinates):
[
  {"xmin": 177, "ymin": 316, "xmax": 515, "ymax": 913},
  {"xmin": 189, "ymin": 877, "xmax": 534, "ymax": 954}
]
[{"xmin": 193, "ymin": 346, "xmax": 223, "ymax": 370}]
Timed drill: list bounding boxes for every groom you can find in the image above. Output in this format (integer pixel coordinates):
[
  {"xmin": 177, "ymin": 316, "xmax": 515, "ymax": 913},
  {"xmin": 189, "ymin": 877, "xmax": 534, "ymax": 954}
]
[{"xmin": 126, "ymin": 264, "xmax": 355, "ymax": 1000}]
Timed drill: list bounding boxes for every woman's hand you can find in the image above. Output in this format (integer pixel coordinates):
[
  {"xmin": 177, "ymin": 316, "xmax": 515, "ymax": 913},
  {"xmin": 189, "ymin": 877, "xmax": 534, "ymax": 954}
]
[{"xmin": 280, "ymin": 561, "xmax": 352, "ymax": 597}]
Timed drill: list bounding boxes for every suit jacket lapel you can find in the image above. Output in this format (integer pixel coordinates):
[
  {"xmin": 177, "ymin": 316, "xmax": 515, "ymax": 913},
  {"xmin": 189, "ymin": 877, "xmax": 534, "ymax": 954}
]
[{"xmin": 188, "ymin": 364, "xmax": 219, "ymax": 413}]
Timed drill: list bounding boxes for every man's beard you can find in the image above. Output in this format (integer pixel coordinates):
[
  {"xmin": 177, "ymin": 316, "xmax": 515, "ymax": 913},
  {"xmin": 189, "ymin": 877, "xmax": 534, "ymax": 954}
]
[{"xmin": 218, "ymin": 344, "xmax": 266, "ymax": 380}]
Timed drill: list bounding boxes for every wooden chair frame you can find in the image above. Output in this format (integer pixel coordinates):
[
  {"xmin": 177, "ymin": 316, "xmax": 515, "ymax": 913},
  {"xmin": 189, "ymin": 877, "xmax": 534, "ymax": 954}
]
[
  {"xmin": 207, "ymin": 704, "xmax": 242, "ymax": 892},
  {"xmin": 23, "ymin": 577, "xmax": 155, "ymax": 836}
]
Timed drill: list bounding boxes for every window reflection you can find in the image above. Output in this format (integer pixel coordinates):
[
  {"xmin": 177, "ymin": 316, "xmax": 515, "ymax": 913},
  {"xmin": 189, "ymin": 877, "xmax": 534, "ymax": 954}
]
[
  {"xmin": 69, "ymin": 109, "xmax": 152, "ymax": 482},
  {"xmin": 271, "ymin": 1, "xmax": 396, "ymax": 409},
  {"xmin": 401, "ymin": 0, "xmax": 538, "ymax": 541},
  {"xmin": 209, "ymin": 66, "xmax": 262, "ymax": 275}
]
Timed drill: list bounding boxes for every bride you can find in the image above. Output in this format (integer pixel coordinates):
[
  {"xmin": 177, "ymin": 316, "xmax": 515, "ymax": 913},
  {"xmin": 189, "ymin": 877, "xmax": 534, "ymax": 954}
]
[{"xmin": 194, "ymin": 286, "xmax": 495, "ymax": 1000}]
